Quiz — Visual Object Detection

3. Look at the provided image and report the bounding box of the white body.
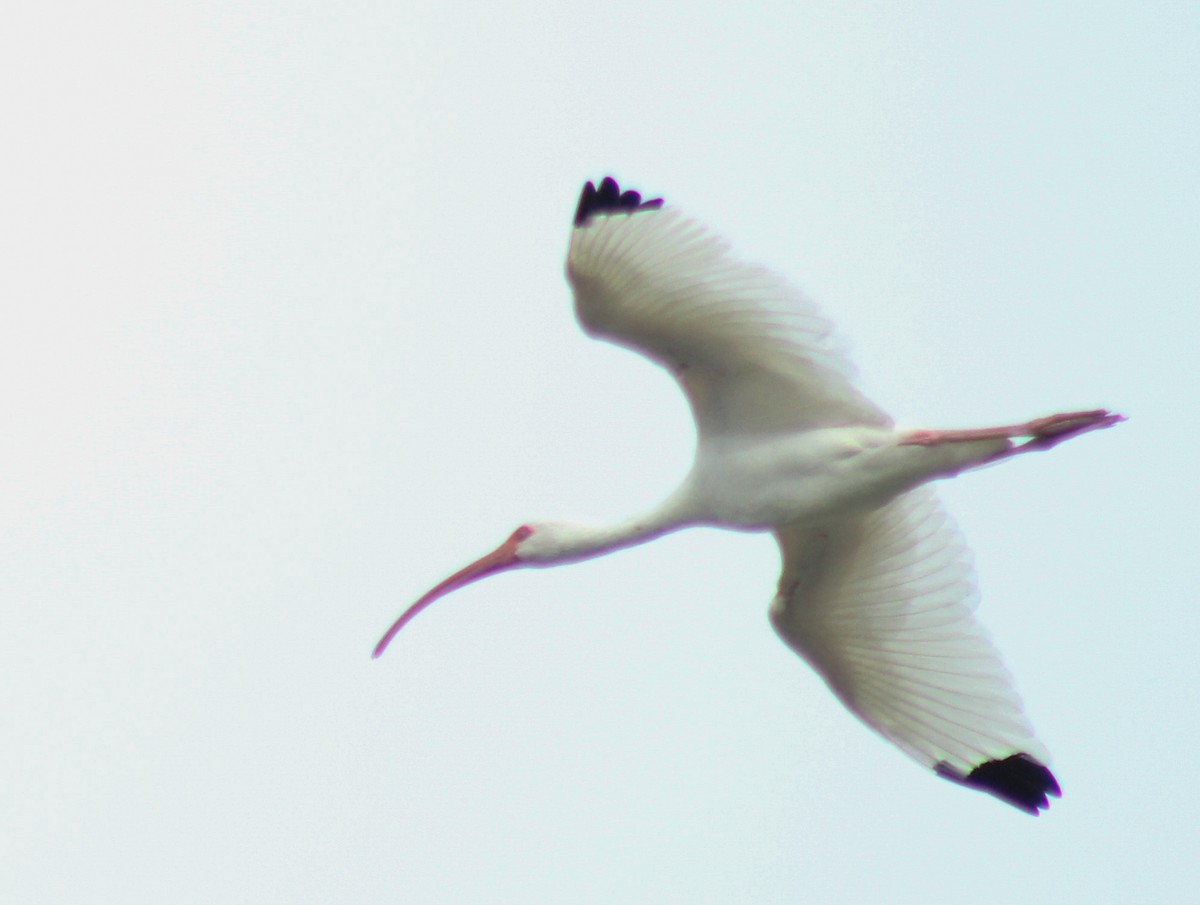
[560,194,1059,803]
[680,428,1008,529]
[377,179,1121,813]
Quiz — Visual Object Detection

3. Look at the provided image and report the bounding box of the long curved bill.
[372,537,523,659]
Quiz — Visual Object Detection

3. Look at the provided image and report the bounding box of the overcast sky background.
[4,2,1198,902]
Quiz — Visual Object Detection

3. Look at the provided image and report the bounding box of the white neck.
[525,497,695,566]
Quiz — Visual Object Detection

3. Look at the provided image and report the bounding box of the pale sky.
[4,2,1198,903]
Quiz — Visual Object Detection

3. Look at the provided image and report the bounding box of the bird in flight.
[376,176,1122,814]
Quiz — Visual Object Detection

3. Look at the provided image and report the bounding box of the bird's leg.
[900,409,1125,457]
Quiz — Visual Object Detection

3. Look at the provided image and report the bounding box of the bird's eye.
[512,525,534,542]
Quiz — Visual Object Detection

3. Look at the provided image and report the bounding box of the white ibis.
[376,177,1123,814]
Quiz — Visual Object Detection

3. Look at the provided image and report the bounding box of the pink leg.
[901,409,1125,455]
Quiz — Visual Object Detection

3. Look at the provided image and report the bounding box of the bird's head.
[371,521,593,659]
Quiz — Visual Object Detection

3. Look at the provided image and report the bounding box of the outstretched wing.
[770,487,1061,814]
[566,178,889,440]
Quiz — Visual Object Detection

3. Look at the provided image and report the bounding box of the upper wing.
[566,178,890,440]
[770,487,1061,814]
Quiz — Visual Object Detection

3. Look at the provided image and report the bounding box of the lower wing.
[770,487,1061,814]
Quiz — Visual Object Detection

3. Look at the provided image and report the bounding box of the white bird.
[376,177,1122,815]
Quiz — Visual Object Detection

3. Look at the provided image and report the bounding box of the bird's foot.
[901,409,1125,450]
[1010,409,1126,453]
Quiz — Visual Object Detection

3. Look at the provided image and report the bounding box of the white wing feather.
[770,487,1048,775]
[566,187,1059,812]
[567,207,890,438]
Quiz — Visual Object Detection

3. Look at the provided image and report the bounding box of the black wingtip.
[573,176,664,227]
[935,753,1062,815]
